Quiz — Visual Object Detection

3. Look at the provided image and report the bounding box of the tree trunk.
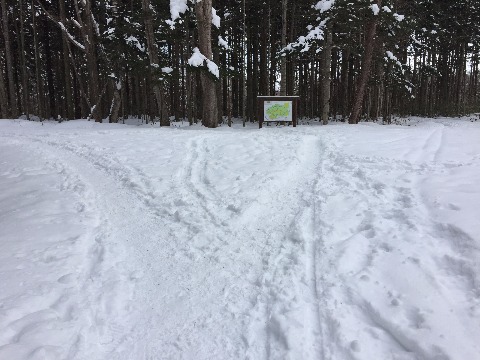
[59,0,74,119]
[321,28,333,125]
[259,6,269,96]
[195,0,218,128]
[44,20,55,118]
[0,44,8,117]
[142,0,169,126]
[349,0,381,124]
[68,0,102,121]
[279,0,288,96]
[18,0,29,120]
[227,77,232,127]
[32,0,44,119]
[1,0,18,117]
[214,45,223,124]
[241,0,246,126]
[110,80,122,123]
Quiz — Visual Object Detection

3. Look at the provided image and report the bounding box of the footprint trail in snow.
[0,117,479,360]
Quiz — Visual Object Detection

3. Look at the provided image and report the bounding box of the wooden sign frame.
[257,96,299,129]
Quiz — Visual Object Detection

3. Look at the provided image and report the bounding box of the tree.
[279,0,288,96]
[1,0,479,124]
[321,28,332,125]
[170,0,220,127]
[283,0,412,123]
[1,0,18,117]
[37,0,104,122]
[195,0,218,127]
[142,0,169,126]
[349,0,382,124]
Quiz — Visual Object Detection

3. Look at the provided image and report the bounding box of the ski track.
[1,120,479,360]
[242,132,325,360]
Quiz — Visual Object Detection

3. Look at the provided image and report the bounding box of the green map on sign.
[264,101,292,121]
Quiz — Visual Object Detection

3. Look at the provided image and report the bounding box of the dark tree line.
[0,0,479,127]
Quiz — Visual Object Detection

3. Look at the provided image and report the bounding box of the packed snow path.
[0,118,479,360]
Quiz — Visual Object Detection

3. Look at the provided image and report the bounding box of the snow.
[285,21,327,54]
[218,35,229,50]
[188,47,205,67]
[371,4,380,15]
[315,0,335,13]
[188,47,219,78]
[1,117,479,359]
[125,35,145,52]
[385,50,403,70]
[206,60,219,78]
[169,0,188,22]
[394,13,405,22]
[91,14,100,36]
[212,7,220,28]
[57,22,85,51]
[386,50,396,60]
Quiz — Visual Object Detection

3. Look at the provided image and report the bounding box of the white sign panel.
[264,101,293,122]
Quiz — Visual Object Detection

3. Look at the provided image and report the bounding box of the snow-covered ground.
[0,117,479,360]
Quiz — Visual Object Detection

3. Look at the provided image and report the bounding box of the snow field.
[0,139,109,359]
[0,117,479,359]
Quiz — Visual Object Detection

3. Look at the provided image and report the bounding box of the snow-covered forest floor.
[0,117,479,360]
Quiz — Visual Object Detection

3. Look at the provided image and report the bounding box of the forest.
[1,0,479,127]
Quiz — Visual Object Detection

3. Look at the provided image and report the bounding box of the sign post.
[257,96,299,129]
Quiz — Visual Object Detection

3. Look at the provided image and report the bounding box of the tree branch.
[35,0,85,52]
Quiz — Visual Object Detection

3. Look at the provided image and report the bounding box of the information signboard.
[264,101,293,122]
[257,96,299,128]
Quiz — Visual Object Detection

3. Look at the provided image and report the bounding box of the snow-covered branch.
[188,47,219,78]
[35,0,85,51]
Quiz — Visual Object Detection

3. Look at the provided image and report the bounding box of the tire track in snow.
[423,124,444,163]
[405,122,445,164]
